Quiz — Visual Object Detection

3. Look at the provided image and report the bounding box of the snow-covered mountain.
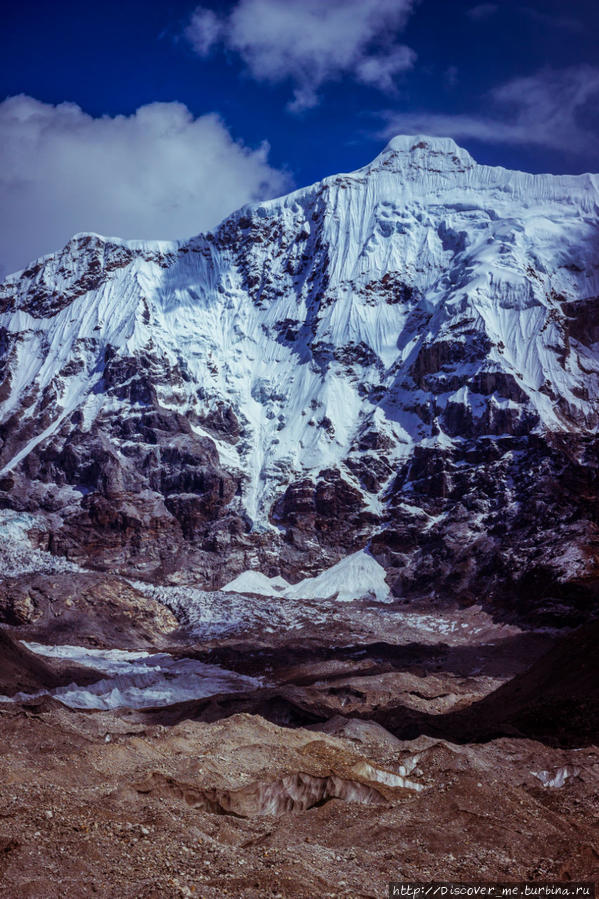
[1,135,599,620]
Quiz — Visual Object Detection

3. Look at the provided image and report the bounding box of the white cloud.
[0,95,290,277]
[379,66,599,157]
[185,7,223,55]
[185,0,417,111]
[355,46,417,93]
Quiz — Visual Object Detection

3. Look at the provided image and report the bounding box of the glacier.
[0,642,263,710]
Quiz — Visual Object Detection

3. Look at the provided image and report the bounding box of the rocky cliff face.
[1,135,599,621]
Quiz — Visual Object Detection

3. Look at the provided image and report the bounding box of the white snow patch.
[352,761,425,792]
[531,767,580,789]
[223,549,390,603]
[222,570,290,596]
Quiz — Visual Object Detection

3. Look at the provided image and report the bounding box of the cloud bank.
[185,0,417,111]
[380,66,599,157]
[0,95,289,277]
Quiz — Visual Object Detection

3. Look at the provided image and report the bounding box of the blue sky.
[0,0,597,274]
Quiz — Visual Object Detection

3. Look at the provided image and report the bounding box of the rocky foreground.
[0,575,598,898]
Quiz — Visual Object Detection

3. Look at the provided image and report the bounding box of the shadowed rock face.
[271,469,377,555]
[0,629,101,696]
[374,432,599,619]
[1,137,599,619]
[367,618,599,748]
[0,570,178,648]
[3,400,246,579]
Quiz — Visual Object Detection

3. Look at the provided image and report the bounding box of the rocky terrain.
[0,594,598,897]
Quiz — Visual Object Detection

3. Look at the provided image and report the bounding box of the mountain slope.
[1,135,599,619]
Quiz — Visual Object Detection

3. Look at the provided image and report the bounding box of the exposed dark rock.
[0,235,136,318]
[0,628,101,695]
[411,334,492,388]
[194,402,241,443]
[272,469,378,554]
[345,455,393,493]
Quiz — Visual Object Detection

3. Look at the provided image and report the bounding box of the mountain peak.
[373,133,476,170]
[1,126,599,612]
